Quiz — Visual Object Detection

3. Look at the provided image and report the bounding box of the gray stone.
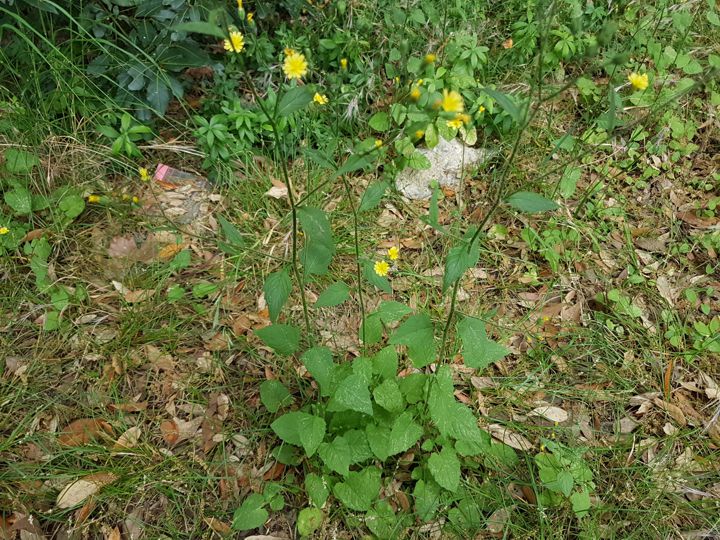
[395,138,492,200]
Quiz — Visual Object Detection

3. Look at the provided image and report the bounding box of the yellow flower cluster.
[441,89,464,113]
[313,92,329,105]
[373,246,400,277]
[628,72,649,91]
[0,226,9,235]
[224,30,245,54]
[139,166,150,181]
[283,50,308,80]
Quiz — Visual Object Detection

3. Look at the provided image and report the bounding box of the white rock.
[395,138,492,200]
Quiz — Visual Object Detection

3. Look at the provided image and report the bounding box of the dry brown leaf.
[113,426,142,451]
[677,211,720,229]
[123,508,145,540]
[265,178,288,199]
[107,402,148,413]
[108,236,138,259]
[487,424,534,451]
[245,536,289,540]
[157,243,185,262]
[528,406,568,423]
[8,513,45,540]
[144,345,174,371]
[486,506,512,535]
[204,518,232,536]
[656,276,676,305]
[653,398,687,426]
[58,419,113,447]
[74,496,96,524]
[56,472,117,509]
[105,526,121,540]
[160,420,179,446]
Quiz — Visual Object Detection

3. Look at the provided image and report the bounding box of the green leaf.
[425,123,439,149]
[264,269,292,322]
[373,379,404,413]
[428,446,461,492]
[318,435,353,475]
[255,324,301,356]
[232,493,268,531]
[305,473,330,508]
[5,187,32,215]
[360,312,383,345]
[407,150,432,170]
[369,111,390,132]
[277,86,314,117]
[365,500,397,539]
[297,507,324,537]
[345,429,373,464]
[298,207,335,275]
[366,424,392,461]
[413,479,441,521]
[5,149,40,174]
[271,411,325,457]
[328,374,373,415]
[217,214,244,251]
[506,191,559,213]
[259,380,293,413]
[333,467,382,511]
[372,346,398,380]
[570,490,591,517]
[389,314,435,368]
[302,347,335,397]
[58,194,85,219]
[335,152,375,177]
[484,88,523,123]
[389,410,423,455]
[171,21,226,39]
[192,282,217,298]
[559,166,581,199]
[457,316,509,370]
[359,180,389,212]
[146,75,170,114]
[377,301,413,323]
[443,238,480,292]
[429,367,488,444]
[315,281,350,308]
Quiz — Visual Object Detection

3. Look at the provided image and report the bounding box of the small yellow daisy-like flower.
[237,0,242,9]
[628,72,649,91]
[139,167,150,181]
[224,30,245,54]
[387,246,400,260]
[374,260,390,277]
[394,76,400,84]
[478,105,486,113]
[458,113,471,125]
[417,79,424,85]
[374,139,383,148]
[284,47,296,57]
[415,129,424,139]
[340,58,348,70]
[313,92,329,105]
[424,53,437,63]
[87,194,101,203]
[283,52,308,80]
[410,86,421,101]
[441,89,464,113]
[447,117,463,129]
[247,12,254,23]
[0,226,9,235]
[132,196,140,204]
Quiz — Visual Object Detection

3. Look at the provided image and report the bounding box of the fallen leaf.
[653,398,687,426]
[265,178,288,199]
[58,419,113,447]
[56,472,117,509]
[245,536,289,540]
[108,236,138,259]
[677,211,720,229]
[203,518,231,536]
[108,402,148,413]
[487,424,534,451]
[486,506,512,535]
[502,38,514,49]
[144,345,174,371]
[528,406,568,423]
[157,243,185,262]
[160,420,179,446]
[656,276,676,305]
[75,497,96,524]
[105,526,121,540]
[8,513,45,540]
[113,426,142,451]
[123,508,145,540]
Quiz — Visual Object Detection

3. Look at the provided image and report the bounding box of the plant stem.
[340,175,367,352]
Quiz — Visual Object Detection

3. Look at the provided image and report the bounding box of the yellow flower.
[458,113,471,125]
[139,166,150,181]
[374,139,383,148]
[224,30,245,53]
[374,260,390,277]
[417,79,424,85]
[387,246,400,260]
[87,194,101,203]
[122,194,129,200]
[628,72,649,91]
[441,89,464,113]
[340,58,348,70]
[446,117,463,129]
[313,92,329,105]
[247,12,254,23]
[478,105,486,113]
[132,196,140,204]
[394,76,400,84]
[283,52,308,80]
[424,53,437,63]
[410,86,421,101]
[284,47,296,57]
[415,129,424,139]
[237,0,242,9]
[0,226,9,235]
